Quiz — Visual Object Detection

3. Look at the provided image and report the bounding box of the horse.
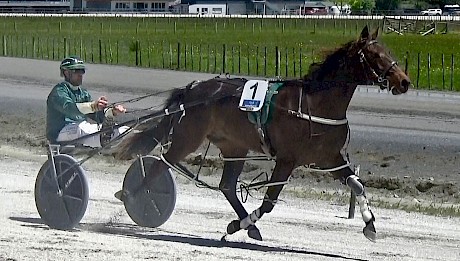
[115,26,410,242]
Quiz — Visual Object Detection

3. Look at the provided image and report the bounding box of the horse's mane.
[303,40,360,93]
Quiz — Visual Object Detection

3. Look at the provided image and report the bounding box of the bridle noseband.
[358,40,398,90]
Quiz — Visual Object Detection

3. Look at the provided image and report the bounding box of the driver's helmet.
[60,56,85,71]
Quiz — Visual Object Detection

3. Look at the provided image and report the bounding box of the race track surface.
[0,57,459,260]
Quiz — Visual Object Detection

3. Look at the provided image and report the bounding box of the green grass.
[1,16,459,91]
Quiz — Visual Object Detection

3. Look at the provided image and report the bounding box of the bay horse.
[115,26,410,242]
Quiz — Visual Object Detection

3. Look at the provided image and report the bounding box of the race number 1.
[239,80,269,112]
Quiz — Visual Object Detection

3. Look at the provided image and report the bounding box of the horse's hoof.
[226,220,240,235]
[363,221,377,242]
[247,225,263,241]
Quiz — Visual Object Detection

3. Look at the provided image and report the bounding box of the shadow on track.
[87,221,367,261]
[11,216,367,260]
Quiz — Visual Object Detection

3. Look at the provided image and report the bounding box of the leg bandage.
[240,209,261,229]
[345,174,364,196]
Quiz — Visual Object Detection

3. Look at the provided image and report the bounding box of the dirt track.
[1,145,460,261]
[1,57,460,260]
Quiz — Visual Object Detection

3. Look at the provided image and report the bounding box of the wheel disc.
[123,156,176,228]
[34,154,89,230]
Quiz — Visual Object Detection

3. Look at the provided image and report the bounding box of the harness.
[246,82,284,156]
[358,40,398,91]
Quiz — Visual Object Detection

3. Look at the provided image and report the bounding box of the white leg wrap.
[345,174,364,196]
[240,209,261,229]
[357,195,373,223]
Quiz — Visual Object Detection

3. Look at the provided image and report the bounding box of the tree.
[349,0,376,13]
[375,0,400,10]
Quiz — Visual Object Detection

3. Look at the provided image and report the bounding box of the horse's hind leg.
[333,167,377,242]
[144,113,210,184]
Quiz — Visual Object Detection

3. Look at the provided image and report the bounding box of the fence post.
[199,43,202,72]
[184,43,187,71]
[104,40,108,64]
[427,53,431,90]
[80,38,83,61]
[285,47,288,77]
[238,44,241,74]
[246,44,249,75]
[177,42,180,70]
[52,38,55,60]
[147,43,151,67]
[231,45,234,74]
[451,54,454,91]
[207,44,210,73]
[64,37,67,58]
[442,53,445,90]
[416,52,420,89]
[47,37,50,60]
[264,46,267,76]
[190,44,194,71]
[275,46,280,77]
[222,44,226,74]
[20,36,24,57]
[162,41,165,69]
[292,47,296,77]
[404,51,409,76]
[32,37,36,58]
[3,35,6,56]
[256,46,259,76]
[99,39,103,64]
[299,47,302,77]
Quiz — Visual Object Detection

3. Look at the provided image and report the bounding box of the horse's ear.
[371,27,379,39]
[359,26,370,41]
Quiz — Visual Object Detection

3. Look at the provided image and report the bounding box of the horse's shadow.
[10,216,367,261]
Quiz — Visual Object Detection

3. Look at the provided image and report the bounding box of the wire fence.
[0,34,457,91]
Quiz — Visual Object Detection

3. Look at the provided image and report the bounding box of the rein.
[108,90,172,108]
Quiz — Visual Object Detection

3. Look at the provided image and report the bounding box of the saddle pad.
[248,82,284,125]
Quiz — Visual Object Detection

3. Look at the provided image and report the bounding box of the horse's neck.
[304,73,359,120]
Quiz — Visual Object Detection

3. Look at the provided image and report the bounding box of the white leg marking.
[357,195,373,223]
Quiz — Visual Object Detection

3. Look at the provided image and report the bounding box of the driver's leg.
[56,121,101,148]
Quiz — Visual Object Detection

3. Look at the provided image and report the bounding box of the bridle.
[358,40,398,90]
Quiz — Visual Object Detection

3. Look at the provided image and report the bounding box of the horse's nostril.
[401,79,410,91]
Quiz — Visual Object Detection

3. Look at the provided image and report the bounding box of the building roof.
[302,1,335,8]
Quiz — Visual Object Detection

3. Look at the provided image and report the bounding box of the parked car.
[421,9,442,15]
[443,5,460,16]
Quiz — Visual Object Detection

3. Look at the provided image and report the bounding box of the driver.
[46,56,128,148]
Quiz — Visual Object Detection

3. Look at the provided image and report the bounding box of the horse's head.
[356,26,410,95]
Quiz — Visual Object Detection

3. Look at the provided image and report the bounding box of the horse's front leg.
[219,160,265,240]
[226,160,295,241]
[334,167,377,242]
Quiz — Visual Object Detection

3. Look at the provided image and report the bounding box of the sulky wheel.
[34,154,89,230]
[122,155,176,228]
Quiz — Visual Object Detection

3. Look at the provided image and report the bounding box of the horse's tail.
[114,87,187,160]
